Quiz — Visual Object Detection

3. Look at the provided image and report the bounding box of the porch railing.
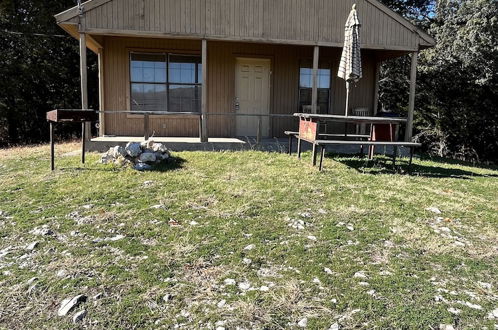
[95,110,297,144]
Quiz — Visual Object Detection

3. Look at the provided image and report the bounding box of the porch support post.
[201,39,208,142]
[405,52,418,142]
[373,60,381,115]
[311,46,320,114]
[80,32,90,141]
[98,47,105,137]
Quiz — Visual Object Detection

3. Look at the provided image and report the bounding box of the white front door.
[235,58,271,137]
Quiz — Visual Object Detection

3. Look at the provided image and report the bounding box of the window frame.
[128,51,202,115]
[297,59,333,114]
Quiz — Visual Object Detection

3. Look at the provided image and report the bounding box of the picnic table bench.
[289,113,421,171]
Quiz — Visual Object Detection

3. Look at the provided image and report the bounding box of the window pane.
[169,55,201,84]
[318,69,331,88]
[130,54,166,83]
[299,68,312,88]
[168,85,201,112]
[131,83,167,111]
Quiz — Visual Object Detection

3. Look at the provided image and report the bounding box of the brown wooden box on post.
[46,109,97,171]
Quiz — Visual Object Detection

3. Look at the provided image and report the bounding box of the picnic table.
[287,113,421,171]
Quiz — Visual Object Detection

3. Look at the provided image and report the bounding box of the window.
[298,60,331,114]
[130,53,202,112]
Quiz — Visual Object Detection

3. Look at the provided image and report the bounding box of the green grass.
[0,143,497,329]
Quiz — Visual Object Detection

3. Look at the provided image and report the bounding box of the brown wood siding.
[77,0,421,51]
[103,37,377,138]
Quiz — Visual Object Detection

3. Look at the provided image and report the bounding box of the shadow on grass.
[59,156,187,173]
[330,153,498,179]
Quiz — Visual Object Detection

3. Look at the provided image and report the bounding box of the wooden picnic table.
[289,113,420,171]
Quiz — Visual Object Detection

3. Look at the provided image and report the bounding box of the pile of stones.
[101,140,171,171]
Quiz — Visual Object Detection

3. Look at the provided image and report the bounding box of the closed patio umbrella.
[338,4,362,117]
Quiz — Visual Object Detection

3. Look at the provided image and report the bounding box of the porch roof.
[55,0,435,53]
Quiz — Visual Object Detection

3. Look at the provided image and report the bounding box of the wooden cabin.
[55,0,435,141]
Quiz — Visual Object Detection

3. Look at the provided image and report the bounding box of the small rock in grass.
[353,271,368,279]
[242,258,252,265]
[189,221,199,226]
[56,270,67,277]
[318,209,327,214]
[346,224,354,231]
[329,323,340,330]
[358,282,370,286]
[367,290,376,296]
[58,295,87,316]
[331,298,337,304]
[224,279,236,286]
[217,300,226,308]
[93,292,104,300]
[312,277,321,284]
[163,294,173,302]
[479,282,492,290]
[457,300,482,310]
[307,235,317,241]
[426,207,442,214]
[73,310,87,323]
[27,277,38,285]
[379,270,393,276]
[488,308,498,320]
[143,180,154,186]
[238,282,251,291]
[107,235,125,241]
[243,244,255,251]
[439,324,455,330]
[82,204,93,210]
[300,212,312,218]
[26,241,39,251]
[260,286,270,292]
[448,307,461,315]
[31,226,53,236]
[151,204,164,209]
[297,318,308,328]
[324,267,333,275]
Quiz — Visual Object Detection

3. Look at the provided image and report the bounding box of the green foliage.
[0,0,98,146]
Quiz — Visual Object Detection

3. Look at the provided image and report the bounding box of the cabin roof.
[55,0,435,51]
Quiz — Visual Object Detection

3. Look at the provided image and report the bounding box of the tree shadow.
[330,153,498,179]
[59,156,187,173]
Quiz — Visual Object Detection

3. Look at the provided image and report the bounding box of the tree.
[0,0,97,147]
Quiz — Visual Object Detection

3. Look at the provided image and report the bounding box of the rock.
[329,323,340,330]
[93,293,104,300]
[358,282,370,286]
[139,152,156,163]
[217,299,226,308]
[488,308,498,319]
[152,143,168,153]
[324,267,333,275]
[238,282,251,291]
[125,142,142,157]
[111,145,126,158]
[312,277,321,284]
[31,226,54,236]
[426,207,442,214]
[307,235,317,241]
[27,277,38,285]
[26,241,39,251]
[346,224,354,231]
[56,270,67,277]
[439,325,455,330]
[135,163,152,171]
[259,286,269,292]
[73,310,87,323]
[107,235,125,241]
[224,279,236,285]
[243,244,255,251]
[100,150,114,164]
[242,258,252,265]
[297,318,308,328]
[58,295,87,316]
[353,271,368,279]
[448,308,461,315]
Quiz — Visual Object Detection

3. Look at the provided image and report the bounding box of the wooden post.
[405,52,418,142]
[98,48,105,137]
[81,122,86,164]
[373,61,381,115]
[50,122,55,171]
[143,113,150,140]
[201,39,208,142]
[80,33,91,141]
[311,46,320,114]
[256,115,262,144]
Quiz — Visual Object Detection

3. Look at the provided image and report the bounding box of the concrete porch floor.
[88,136,413,157]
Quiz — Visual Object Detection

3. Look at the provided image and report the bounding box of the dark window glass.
[129,53,202,112]
[298,60,331,114]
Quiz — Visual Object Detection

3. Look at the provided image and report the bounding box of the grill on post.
[46,109,97,171]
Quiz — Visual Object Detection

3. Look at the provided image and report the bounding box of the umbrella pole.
[345,82,350,117]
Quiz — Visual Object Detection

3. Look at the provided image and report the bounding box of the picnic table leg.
[319,146,325,171]
[81,122,86,164]
[297,137,302,159]
[312,143,318,166]
[409,146,414,173]
[288,135,293,155]
[392,146,397,170]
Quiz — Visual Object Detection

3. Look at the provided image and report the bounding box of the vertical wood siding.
[81,0,420,50]
[103,37,376,137]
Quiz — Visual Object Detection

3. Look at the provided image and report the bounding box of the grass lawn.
[0,143,497,329]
